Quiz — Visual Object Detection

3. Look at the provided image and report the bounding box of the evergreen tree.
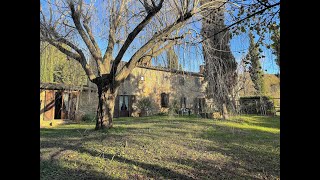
[166,47,178,69]
[270,26,280,67]
[247,32,265,95]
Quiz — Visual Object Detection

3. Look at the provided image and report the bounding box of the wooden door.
[44,90,55,120]
[54,91,63,119]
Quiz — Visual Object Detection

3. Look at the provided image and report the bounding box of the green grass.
[40,115,280,180]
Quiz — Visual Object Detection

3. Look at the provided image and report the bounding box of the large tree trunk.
[222,103,229,120]
[95,84,118,130]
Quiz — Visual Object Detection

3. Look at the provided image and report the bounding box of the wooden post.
[76,91,80,111]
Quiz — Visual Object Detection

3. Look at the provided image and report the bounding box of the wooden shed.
[40,83,82,122]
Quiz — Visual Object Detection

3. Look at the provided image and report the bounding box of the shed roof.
[40,82,96,91]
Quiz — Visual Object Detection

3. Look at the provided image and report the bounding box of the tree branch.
[82,18,106,74]
[139,40,176,65]
[102,0,127,72]
[69,1,105,74]
[110,0,165,77]
[42,38,96,81]
[256,0,270,7]
[199,2,280,43]
[161,35,185,41]
[83,19,101,56]
[115,10,194,82]
[41,18,97,81]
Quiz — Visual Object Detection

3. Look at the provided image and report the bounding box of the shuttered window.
[161,93,169,108]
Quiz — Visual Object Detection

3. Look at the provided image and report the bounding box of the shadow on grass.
[40,125,131,140]
[41,128,94,137]
[169,156,278,180]
[40,158,121,180]
[41,127,193,179]
[180,127,280,179]
[40,115,280,179]
[115,115,207,124]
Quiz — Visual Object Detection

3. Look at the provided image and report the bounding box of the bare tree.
[40,0,222,130]
[40,0,280,129]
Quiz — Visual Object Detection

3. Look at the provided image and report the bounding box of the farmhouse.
[40,63,214,124]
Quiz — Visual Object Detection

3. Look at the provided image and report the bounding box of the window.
[161,93,169,108]
[119,95,129,111]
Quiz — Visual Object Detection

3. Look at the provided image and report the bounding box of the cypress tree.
[247,32,265,95]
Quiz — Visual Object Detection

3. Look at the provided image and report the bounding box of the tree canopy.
[40,42,87,86]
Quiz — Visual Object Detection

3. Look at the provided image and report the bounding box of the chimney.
[199,65,205,74]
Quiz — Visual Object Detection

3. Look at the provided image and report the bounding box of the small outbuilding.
[40,82,96,126]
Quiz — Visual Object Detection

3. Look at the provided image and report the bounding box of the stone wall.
[77,66,213,117]
[78,89,99,116]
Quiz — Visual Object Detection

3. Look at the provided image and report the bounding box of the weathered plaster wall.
[78,90,99,115]
[78,66,211,117]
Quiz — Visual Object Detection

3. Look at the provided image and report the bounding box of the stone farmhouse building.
[40,63,213,124]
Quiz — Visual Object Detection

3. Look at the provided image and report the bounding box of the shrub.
[168,99,179,115]
[239,96,275,115]
[82,113,97,121]
[137,97,153,111]
[137,97,154,116]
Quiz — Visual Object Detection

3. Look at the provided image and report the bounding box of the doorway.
[114,95,135,118]
[119,95,129,117]
[54,91,63,119]
[44,90,55,120]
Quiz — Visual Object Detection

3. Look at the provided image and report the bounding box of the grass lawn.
[40,115,280,180]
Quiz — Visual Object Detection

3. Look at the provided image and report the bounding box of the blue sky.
[118,15,279,75]
[41,0,279,75]
[108,26,280,75]
[230,33,279,74]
